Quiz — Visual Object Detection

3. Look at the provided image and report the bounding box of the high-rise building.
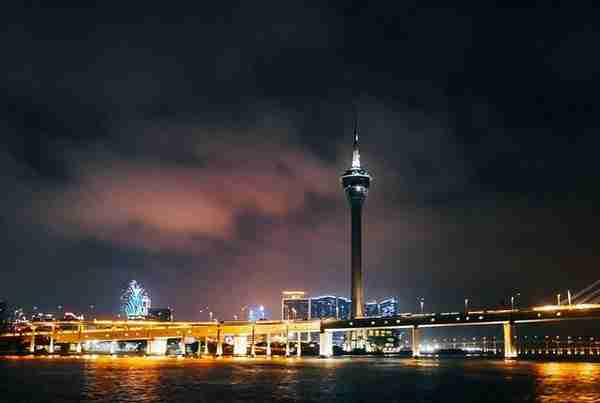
[281,292,355,320]
[379,297,399,317]
[120,280,151,320]
[310,296,338,319]
[337,297,351,320]
[340,118,372,318]
[282,291,310,320]
[365,300,379,317]
[147,307,173,322]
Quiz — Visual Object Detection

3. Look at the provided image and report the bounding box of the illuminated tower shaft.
[341,124,371,319]
[350,197,364,318]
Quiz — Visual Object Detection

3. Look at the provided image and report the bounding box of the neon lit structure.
[120,280,151,320]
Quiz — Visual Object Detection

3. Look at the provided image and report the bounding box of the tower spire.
[351,109,361,168]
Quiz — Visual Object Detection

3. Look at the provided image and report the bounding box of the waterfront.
[1,357,600,402]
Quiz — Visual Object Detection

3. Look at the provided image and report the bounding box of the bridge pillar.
[76,324,83,354]
[233,335,248,356]
[47,325,55,354]
[109,341,117,355]
[503,322,517,358]
[296,332,302,357]
[29,327,36,353]
[250,327,256,357]
[179,339,186,356]
[266,333,272,357]
[411,326,421,357]
[203,336,209,356]
[216,328,223,357]
[285,328,290,357]
[147,339,167,355]
[319,332,333,358]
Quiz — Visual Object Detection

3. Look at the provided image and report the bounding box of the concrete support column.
[29,327,36,353]
[503,322,518,358]
[49,326,55,354]
[266,333,272,357]
[147,339,167,355]
[319,332,333,357]
[296,331,302,357]
[411,326,421,357]
[109,341,117,355]
[250,326,256,357]
[285,328,290,357]
[76,324,83,354]
[146,340,151,355]
[233,335,248,356]
[216,327,223,357]
[203,336,209,355]
[179,339,186,356]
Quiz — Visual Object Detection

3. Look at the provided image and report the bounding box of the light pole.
[510,293,520,311]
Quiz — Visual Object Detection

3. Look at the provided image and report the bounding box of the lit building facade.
[337,297,351,320]
[282,291,310,320]
[310,296,337,319]
[365,301,379,317]
[379,297,399,317]
[281,292,354,320]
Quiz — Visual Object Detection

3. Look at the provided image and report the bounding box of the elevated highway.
[3,304,600,358]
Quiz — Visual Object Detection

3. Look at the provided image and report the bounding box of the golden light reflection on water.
[535,361,600,402]
[2,356,600,402]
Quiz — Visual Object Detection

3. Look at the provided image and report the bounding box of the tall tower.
[340,118,372,319]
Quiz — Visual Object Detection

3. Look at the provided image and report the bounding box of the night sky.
[2,3,599,320]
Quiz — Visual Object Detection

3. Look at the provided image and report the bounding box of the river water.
[1,356,599,402]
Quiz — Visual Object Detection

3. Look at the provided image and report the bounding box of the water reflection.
[2,356,600,402]
[535,362,600,402]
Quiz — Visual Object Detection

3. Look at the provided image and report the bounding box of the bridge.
[3,303,600,358]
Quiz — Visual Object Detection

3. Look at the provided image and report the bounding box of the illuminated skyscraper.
[340,118,372,318]
[379,297,399,317]
[120,280,151,320]
[310,296,338,319]
[364,300,379,317]
[281,291,310,320]
[337,297,351,320]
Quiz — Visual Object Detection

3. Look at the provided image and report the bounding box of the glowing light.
[532,303,600,311]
